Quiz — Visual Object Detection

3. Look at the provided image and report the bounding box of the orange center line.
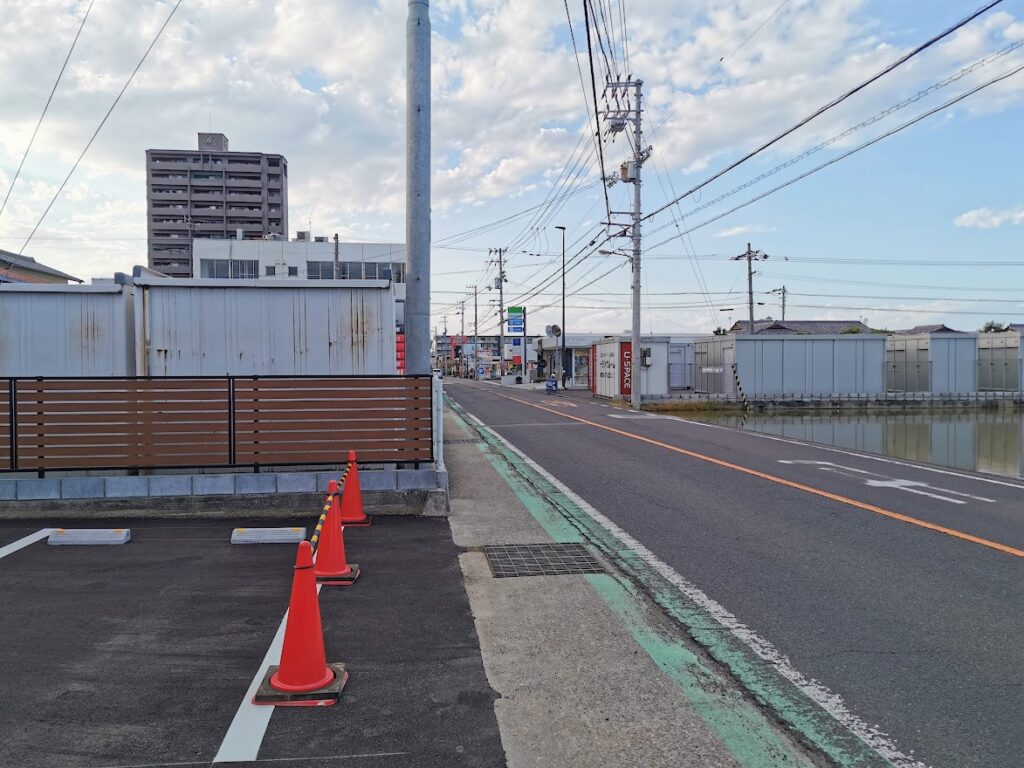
[491,392,1024,560]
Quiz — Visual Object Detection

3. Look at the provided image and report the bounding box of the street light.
[555,225,566,388]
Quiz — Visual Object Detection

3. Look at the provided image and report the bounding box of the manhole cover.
[483,543,605,578]
[443,438,479,445]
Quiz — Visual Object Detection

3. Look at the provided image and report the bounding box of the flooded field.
[690,410,1024,480]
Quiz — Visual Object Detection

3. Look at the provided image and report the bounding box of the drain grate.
[483,543,605,578]
[443,438,480,445]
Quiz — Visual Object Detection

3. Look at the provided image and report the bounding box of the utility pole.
[770,285,787,321]
[468,284,479,377]
[333,233,340,279]
[555,225,566,387]
[603,79,651,409]
[405,0,431,374]
[490,247,506,376]
[731,243,770,333]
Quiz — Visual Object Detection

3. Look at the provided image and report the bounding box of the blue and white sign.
[477,366,484,376]
[512,338,522,347]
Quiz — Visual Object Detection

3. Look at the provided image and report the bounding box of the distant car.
[432,368,444,379]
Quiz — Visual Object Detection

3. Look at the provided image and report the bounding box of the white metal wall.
[735,335,886,396]
[136,278,396,376]
[929,334,978,393]
[595,340,619,398]
[0,283,134,376]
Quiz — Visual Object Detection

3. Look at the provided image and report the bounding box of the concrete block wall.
[0,468,446,502]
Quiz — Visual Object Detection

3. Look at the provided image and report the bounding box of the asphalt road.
[447,380,1024,768]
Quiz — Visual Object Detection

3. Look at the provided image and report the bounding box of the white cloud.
[712,224,775,238]
[0,0,1021,308]
[954,205,1024,229]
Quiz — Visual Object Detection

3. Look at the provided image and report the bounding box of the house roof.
[894,324,964,335]
[730,319,875,335]
[0,249,82,283]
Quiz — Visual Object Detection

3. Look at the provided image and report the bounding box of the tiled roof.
[0,249,82,283]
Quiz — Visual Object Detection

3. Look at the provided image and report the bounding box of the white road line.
[668,416,1024,491]
[779,460,997,504]
[213,582,324,763]
[0,528,52,560]
[462,406,927,768]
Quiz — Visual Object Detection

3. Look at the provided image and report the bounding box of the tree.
[712,327,728,336]
[840,326,862,334]
[980,321,1008,333]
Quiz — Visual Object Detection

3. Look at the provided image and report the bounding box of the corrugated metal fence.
[1,375,432,474]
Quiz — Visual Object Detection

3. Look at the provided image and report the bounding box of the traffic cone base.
[253,662,348,707]
[316,563,360,586]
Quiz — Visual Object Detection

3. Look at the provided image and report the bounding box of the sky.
[1,0,1023,336]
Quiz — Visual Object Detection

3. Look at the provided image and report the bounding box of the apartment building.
[146,133,288,277]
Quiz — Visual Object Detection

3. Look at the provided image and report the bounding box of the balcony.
[190,176,225,187]
[150,190,189,201]
[149,220,190,230]
[226,178,262,189]
[191,191,226,202]
[226,162,262,172]
[193,222,227,232]
[148,158,189,170]
[226,193,262,204]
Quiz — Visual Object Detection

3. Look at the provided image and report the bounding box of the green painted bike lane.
[448,395,896,768]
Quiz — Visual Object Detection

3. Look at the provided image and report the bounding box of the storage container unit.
[592,336,669,399]
[133,276,396,376]
[735,334,886,396]
[668,336,700,390]
[693,336,735,394]
[0,281,135,376]
[887,333,978,393]
[977,331,1022,391]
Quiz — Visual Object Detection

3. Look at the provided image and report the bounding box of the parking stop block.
[48,528,131,546]
[231,527,306,545]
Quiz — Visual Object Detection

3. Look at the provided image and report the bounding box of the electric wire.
[17,0,186,256]
[641,0,1006,225]
[0,0,94,223]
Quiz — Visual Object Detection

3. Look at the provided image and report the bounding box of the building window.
[200,259,259,279]
[363,262,378,279]
[266,266,276,276]
[288,266,298,276]
[307,261,337,279]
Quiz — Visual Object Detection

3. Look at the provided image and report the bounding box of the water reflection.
[691,410,1024,479]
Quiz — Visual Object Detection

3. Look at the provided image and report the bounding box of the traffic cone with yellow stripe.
[338,450,371,527]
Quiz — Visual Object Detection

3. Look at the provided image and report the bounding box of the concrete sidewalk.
[444,406,816,768]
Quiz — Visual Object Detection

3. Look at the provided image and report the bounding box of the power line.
[641,0,1006,225]
[17,0,186,256]
[0,0,94,222]
[583,0,612,220]
[643,38,1024,243]
[644,59,1024,250]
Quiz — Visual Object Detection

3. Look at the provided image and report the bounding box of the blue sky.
[1,0,1022,334]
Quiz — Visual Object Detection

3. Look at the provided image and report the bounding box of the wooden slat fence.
[1,376,433,473]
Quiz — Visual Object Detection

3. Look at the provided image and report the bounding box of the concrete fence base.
[0,468,449,519]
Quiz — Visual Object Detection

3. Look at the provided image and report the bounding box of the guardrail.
[0,375,433,474]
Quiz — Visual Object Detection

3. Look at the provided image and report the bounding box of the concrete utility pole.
[770,285,787,321]
[490,247,506,375]
[333,233,340,279]
[405,0,431,374]
[555,225,566,387]
[468,284,479,376]
[603,79,651,410]
[731,243,770,333]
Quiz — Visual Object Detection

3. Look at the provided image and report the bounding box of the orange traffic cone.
[338,450,371,527]
[315,489,360,586]
[253,541,348,706]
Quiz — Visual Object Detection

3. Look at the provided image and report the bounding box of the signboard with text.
[620,342,632,397]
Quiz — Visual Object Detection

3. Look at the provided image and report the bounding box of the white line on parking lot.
[213,582,324,763]
[0,529,52,560]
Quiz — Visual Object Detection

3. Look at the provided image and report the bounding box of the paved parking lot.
[0,516,504,768]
